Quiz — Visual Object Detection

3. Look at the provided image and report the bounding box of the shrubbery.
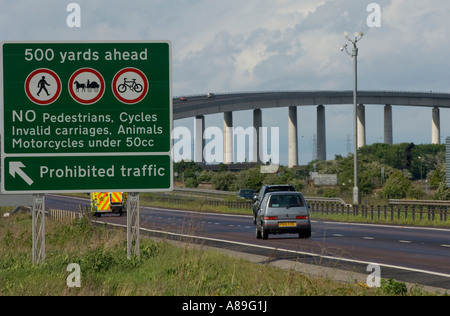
[173,143,448,201]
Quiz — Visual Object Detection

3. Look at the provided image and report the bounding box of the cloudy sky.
[1,0,450,165]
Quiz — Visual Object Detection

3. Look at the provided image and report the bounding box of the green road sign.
[1,41,172,193]
[4,155,171,193]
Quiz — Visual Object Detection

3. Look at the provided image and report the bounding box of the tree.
[381,170,412,199]
[234,167,264,191]
[433,182,450,201]
[211,172,236,191]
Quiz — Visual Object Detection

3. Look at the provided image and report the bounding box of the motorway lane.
[45,195,450,289]
[127,208,450,273]
[46,194,90,211]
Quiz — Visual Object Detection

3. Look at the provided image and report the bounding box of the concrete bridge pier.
[194,115,205,163]
[384,105,393,145]
[432,107,440,145]
[224,111,233,164]
[253,109,262,163]
[288,106,298,168]
[317,105,326,161]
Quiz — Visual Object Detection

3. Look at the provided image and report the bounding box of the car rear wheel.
[256,226,262,239]
[262,226,268,240]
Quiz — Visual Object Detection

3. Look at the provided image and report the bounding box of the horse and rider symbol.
[73,79,101,93]
[68,68,105,105]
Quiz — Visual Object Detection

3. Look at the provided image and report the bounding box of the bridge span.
[173,90,450,167]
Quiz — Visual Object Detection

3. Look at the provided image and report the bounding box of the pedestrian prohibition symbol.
[25,68,62,105]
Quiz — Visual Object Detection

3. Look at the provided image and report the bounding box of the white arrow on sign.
[9,161,34,186]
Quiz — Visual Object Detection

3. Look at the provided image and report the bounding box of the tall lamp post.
[341,31,364,205]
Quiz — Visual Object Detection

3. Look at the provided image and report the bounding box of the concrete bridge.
[173,90,450,167]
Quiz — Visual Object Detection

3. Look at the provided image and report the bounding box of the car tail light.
[264,216,278,220]
[296,216,309,220]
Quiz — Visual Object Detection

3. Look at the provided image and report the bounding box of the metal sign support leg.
[127,192,140,259]
[32,194,45,264]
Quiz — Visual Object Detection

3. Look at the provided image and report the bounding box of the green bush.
[433,182,450,200]
[211,172,237,191]
[380,278,408,296]
[381,171,413,199]
[184,177,198,188]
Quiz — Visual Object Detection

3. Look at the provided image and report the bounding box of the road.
[46,194,450,290]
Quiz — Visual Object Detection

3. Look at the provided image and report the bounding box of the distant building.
[309,172,338,186]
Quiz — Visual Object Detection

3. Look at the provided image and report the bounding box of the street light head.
[344,31,349,37]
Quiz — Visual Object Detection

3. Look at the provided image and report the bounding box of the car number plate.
[278,222,296,227]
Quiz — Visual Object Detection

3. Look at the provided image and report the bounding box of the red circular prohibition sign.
[68,68,105,105]
[112,67,149,104]
[25,68,62,105]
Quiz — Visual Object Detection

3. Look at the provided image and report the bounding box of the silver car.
[256,192,311,239]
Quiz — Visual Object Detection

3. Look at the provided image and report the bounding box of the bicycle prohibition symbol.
[117,78,143,93]
[112,67,149,105]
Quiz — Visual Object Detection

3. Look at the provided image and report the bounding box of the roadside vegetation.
[175,143,449,204]
[0,210,440,296]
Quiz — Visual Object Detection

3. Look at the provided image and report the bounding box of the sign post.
[1,41,172,262]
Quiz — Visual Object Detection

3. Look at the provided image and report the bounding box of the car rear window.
[269,195,304,208]
[267,186,295,193]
